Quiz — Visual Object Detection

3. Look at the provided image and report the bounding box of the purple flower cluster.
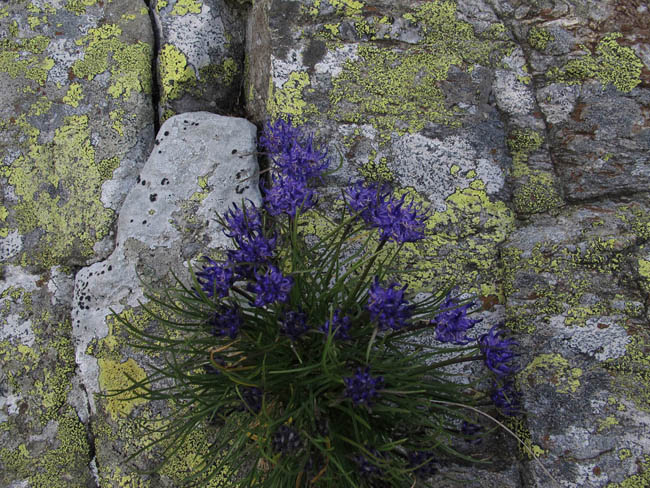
[345,180,428,244]
[320,309,351,341]
[196,257,234,298]
[490,380,521,417]
[479,326,519,377]
[260,118,329,218]
[210,305,242,339]
[248,265,293,307]
[366,278,414,331]
[344,367,384,406]
[431,295,482,345]
[280,310,310,341]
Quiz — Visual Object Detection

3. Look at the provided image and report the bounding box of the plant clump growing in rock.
[111,119,522,487]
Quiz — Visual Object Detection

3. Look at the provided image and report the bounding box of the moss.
[267,71,317,124]
[513,171,562,215]
[159,43,196,103]
[98,357,148,419]
[1,114,114,267]
[528,26,553,51]
[72,24,152,99]
[547,33,642,92]
[328,2,513,142]
[521,353,582,394]
[171,0,202,15]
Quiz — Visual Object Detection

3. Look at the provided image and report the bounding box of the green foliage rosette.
[112,119,520,487]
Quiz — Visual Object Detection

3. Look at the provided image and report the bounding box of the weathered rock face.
[152,0,248,123]
[1,0,650,486]
[71,112,260,486]
[0,0,155,271]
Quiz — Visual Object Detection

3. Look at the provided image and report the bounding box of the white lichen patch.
[391,133,505,212]
[272,47,307,87]
[493,69,536,115]
[0,266,40,347]
[47,38,89,86]
[314,43,359,79]
[0,230,23,261]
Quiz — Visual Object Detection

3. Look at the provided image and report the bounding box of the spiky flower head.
[210,304,242,339]
[479,326,519,377]
[366,278,414,331]
[248,265,293,307]
[431,295,481,345]
[196,257,234,298]
[263,173,317,218]
[280,310,310,341]
[320,309,352,341]
[344,367,384,406]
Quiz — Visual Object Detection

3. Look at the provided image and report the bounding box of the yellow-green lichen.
[513,171,563,215]
[267,71,317,124]
[98,357,148,419]
[198,57,239,87]
[157,0,169,11]
[0,205,8,238]
[330,0,363,17]
[607,456,650,488]
[0,34,54,86]
[62,83,83,107]
[97,156,120,181]
[65,0,98,15]
[618,448,632,461]
[329,1,513,142]
[27,96,52,116]
[110,109,125,136]
[159,43,196,103]
[171,0,202,15]
[1,114,115,267]
[547,33,643,92]
[638,258,650,293]
[359,151,394,182]
[605,335,650,413]
[508,128,543,173]
[522,354,582,393]
[528,26,553,51]
[72,24,152,100]
[597,416,620,433]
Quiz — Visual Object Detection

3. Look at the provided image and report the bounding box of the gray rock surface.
[70,112,260,485]
[152,0,248,123]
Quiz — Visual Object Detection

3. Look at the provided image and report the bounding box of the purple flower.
[491,380,521,416]
[263,174,317,217]
[345,180,389,222]
[223,202,263,240]
[280,310,310,341]
[407,451,437,478]
[320,309,351,341]
[196,257,234,298]
[210,305,242,339]
[271,425,303,455]
[260,118,329,181]
[479,326,519,377]
[248,266,293,306]
[431,295,481,345]
[344,367,384,406]
[366,278,414,331]
[227,233,277,274]
[240,386,263,414]
[371,194,428,244]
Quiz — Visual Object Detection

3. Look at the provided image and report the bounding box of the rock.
[0,0,155,271]
[71,112,260,485]
[152,0,248,123]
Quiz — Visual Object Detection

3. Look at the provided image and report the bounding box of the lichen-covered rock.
[503,197,650,487]
[152,0,247,123]
[71,112,260,486]
[0,265,93,487]
[0,0,155,271]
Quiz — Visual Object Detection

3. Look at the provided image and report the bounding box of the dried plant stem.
[429,400,562,488]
